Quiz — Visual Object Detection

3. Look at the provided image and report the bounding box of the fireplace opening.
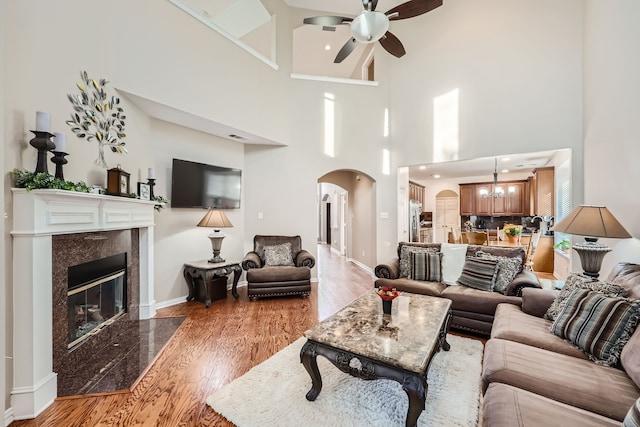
[67,253,127,350]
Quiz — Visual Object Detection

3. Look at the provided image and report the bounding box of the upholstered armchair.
[241,235,315,300]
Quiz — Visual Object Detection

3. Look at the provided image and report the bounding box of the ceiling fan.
[303,0,443,63]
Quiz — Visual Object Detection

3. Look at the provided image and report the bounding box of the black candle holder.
[29,130,55,174]
[147,178,156,200]
[51,151,69,180]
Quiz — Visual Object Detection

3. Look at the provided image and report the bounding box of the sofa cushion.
[491,303,588,359]
[550,289,640,366]
[622,325,640,390]
[375,277,446,297]
[483,383,620,427]
[476,251,523,294]
[457,257,499,291]
[399,245,438,278]
[544,273,627,321]
[409,251,442,282]
[482,338,640,421]
[625,397,640,427]
[443,285,521,315]
[607,262,640,300]
[440,243,468,285]
[246,266,310,283]
[263,242,295,266]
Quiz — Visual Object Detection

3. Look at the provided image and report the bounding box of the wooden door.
[435,197,459,243]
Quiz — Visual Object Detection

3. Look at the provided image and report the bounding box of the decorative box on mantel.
[10,189,158,420]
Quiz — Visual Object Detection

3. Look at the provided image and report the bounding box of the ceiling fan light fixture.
[350,11,389,43]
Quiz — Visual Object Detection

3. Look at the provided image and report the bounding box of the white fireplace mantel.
[10,189,158,420]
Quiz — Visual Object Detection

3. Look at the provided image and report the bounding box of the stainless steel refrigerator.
[409,200,422,242]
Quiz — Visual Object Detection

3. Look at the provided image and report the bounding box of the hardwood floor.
[11,244,375,427]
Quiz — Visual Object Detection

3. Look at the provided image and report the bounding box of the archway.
[317,170,376,270]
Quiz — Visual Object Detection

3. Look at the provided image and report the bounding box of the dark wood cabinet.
[409,181,425,206]
[459,180,528,216]
[459,185,475,215]
[532,167,554,216]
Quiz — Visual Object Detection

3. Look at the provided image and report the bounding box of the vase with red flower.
[376,286,402,315]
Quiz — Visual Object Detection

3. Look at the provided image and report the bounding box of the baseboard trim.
[5,407,14,427]
[347,258,375,277]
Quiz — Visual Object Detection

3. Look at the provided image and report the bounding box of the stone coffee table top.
[303,291,451,373]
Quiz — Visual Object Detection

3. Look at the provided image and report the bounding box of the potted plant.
[554,239,571,253]
[505,226,522,244]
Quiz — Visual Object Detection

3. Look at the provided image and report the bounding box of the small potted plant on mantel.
[505,226,522,244]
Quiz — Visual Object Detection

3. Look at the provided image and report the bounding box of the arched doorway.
[317,170,376,270]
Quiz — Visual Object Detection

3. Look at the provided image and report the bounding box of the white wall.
[0,0,6,422]
[390,0,584,199]
[583,0,640,273]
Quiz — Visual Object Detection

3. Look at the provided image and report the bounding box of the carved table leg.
[300,341,323,401]
[403,374,427,427]
[183,269,196,302]
[231,264,241,299]
[440,310,452,351]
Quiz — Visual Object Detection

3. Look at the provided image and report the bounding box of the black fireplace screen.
[67,253,127,349]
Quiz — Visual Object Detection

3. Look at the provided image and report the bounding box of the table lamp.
[197,209,233,263]
[552,205,631,278]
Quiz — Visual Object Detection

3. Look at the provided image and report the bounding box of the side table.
[183,260,241,307]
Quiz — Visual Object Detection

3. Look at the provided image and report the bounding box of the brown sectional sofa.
[374,242,541,335]
[482,262,640,425]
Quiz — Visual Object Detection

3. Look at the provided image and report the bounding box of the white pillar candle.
[35,111,51,132]
[148,168,155,179]
[53,132,66,153]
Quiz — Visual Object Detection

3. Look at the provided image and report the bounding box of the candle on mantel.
[54,132,67,153]
[35,111,51,132]
[148,167,155,179]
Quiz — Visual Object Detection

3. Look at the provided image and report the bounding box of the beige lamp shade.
[197,209,233,263]
[197,209,233,229]
[552,205,630,238]
[552,205,631,278]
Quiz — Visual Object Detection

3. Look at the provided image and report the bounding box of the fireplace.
[67,253,127,349]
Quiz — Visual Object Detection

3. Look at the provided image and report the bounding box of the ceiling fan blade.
[334,38,358,63]
[362,0,378,11]
[303,16,352,26]
[386,0,443,21]
[378,31,406,58]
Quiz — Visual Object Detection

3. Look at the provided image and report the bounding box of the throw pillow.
[544,273,627,321]
[624,397,640,427]
[409,252,442,282]
[399,245,438,278]
[263,243,294,266]
[476,251,523,295]
[550,289,640,367]
[456,257,499,291]
[440,243,469,285]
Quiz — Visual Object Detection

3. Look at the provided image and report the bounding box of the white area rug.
[207,334,483,427]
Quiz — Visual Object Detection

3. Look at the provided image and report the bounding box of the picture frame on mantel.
[138,182,151,200]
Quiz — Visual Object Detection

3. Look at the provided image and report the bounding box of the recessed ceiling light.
[324,44,331,51]
[432,174,441,179]
[419,165,427,170]
[501,169,509,173]
[502,157,511,161]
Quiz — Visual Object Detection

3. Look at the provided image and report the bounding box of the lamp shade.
[552,205,631,238]
[197,209,233,229]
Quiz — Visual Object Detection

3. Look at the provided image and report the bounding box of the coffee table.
[300,291,452,427]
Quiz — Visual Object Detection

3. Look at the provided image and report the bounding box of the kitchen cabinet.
[459,180,528,216]
[459,184,475,215]
[532,167,554,216]
[533,236,554,273]
[409,181,425,206]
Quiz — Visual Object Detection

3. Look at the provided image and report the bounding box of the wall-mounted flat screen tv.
[171,158,241,209]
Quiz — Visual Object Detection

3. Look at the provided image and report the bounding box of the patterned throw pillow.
[624,397,640,427]
[550,289,640,367]
[544,273,628,321]
[476,251,523,295]
[399,245,438,278]
[456,257,499,291]
[409,252,442,282]
[263,243,294,266]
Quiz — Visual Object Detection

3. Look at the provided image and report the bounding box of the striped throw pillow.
[550,288,640,367]
[456,257,499,291]
[410,252,442,282]
[624,397,640,427]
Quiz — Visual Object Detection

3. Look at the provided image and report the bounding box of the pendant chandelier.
[479,158,512,199]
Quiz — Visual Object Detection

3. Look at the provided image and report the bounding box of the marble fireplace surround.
[11,189,158,420]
